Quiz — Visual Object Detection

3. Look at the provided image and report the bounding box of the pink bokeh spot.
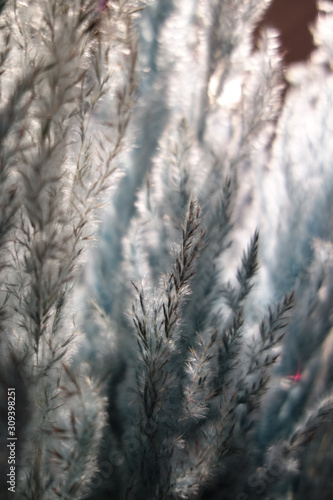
[286,360,303,383]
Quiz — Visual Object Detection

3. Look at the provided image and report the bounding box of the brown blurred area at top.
[255,0,329,65]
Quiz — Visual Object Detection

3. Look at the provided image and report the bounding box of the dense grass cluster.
[1,1,333,499]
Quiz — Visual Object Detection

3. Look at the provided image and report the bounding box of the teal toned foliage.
[1,1,333,500]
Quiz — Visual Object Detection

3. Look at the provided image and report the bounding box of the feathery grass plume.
[194,231,260,404]
[127,199,205,499]
[233,291,295,414]
[170,292,294,500]
[79,1,333,499]
[256,239,333,500]
[0,0,142,498]
[252,5,333,497]
[258,397,333,499]
[0,12,41,495]
[1,0,331,499]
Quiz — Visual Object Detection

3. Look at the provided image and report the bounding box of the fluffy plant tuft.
[1,1,333,500]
